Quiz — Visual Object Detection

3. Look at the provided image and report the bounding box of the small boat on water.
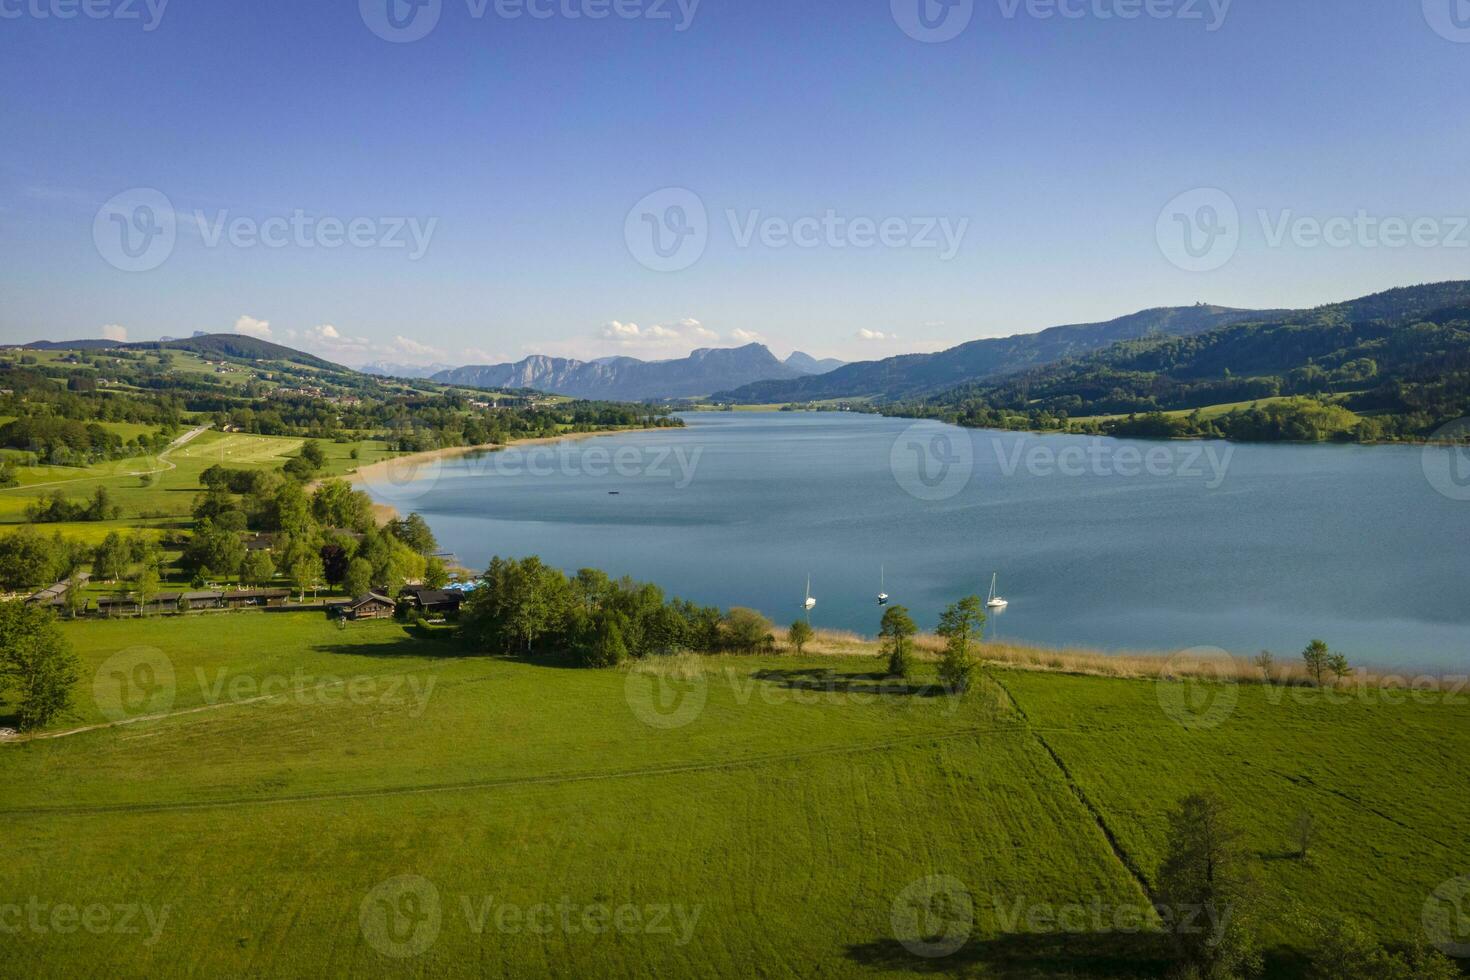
[877,563,889,606]
[804,575,816,611]
[986,572,1008,610]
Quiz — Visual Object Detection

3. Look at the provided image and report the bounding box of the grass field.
[2,616,1464,977]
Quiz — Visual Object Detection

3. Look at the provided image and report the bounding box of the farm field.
[2,617,1465,977]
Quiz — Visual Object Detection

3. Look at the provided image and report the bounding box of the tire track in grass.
[0,725,1044,818]
[3,662,500,744]
[1256,765,1461,854]
[987,671,1158,903]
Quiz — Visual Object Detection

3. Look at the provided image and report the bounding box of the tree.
[1296,911,1460,980]
[879,605,918,679]
[787,619,814,654]
[936,595,985,694]
[133,567,160,617]
[0,526,59,591]
[312,479,375,531]
[186,522,246,584]
[290,555,325,602]
[268,480,316,537]
[319,542,350,586]
[423,556,449,590]
[1326,652,1353,683]
[299,439,327,469]
[461,556,574,655]
[1301,639,1331,686]
[1252,651,1276,684]
[87,485,121,520]
[586,613,629,667]
[721,607,772,653]
[343,558,374,598]
[241,550,275,589]
[0,603,81,730]
[62,570,87,619]
[1155,792,1262,978]
[388,513,438,556]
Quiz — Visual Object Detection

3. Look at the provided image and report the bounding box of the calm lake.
[367,411,1470,671]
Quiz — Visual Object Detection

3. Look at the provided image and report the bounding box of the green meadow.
[0,429,394,546]
[2,616,1465,977]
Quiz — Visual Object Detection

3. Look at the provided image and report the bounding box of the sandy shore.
[345,425,677,523]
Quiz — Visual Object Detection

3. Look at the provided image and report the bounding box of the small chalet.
[344,593,395,620]
[400,587,465,616]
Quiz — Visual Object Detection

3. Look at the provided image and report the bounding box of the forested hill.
[889,281,1470,443]
[715,304,1281,403]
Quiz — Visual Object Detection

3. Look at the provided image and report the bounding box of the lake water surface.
[369,412,1470,671]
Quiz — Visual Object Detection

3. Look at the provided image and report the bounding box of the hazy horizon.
[4,1,1468,366]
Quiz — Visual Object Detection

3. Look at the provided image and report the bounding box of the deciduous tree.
[879,606,918,679]
[936,595,984,694]
[0,603,80,730]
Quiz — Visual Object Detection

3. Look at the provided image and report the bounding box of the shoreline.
[785,629,1468,689]
[345,425,678,523]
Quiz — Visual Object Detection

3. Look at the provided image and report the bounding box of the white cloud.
[730,328,765,344]
[597,318,718,353]
[600,321,643,342]
[390,335,443,358]
[234,315,272,339]
[100,324,128,342]
[856,328,895,341]
[275,323,451,367]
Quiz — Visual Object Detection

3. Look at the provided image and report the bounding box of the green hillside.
[892,282,1470,442]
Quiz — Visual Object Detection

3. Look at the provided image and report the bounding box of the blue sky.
[2,0,1468,366]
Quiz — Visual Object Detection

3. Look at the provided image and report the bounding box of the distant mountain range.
[431,345,846,401]
[714,305,1289,403]
[358,361,458,380]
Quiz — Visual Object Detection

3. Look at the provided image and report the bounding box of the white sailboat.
[877,563,889,606]
[804,574,817,611]
[986,572,1008,610]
